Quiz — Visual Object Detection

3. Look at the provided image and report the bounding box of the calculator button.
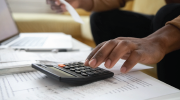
[70,68,75,71]
[75,67,81,70]
[73,62,79,65]
[91,69,97,71]
[78,64,84,66]
[75,70,81,74]
[79,67,85,70]
[69,65,75,68]
[92,71,98,74]
[80,70,86,73]
[86,72,94,76]
[84,66,91,69]
[63,66,70,69]
[45,65,54,67]
[64,63,69,66]
[74,65,79,67]
[81,73,88,76]
[85,69,91,72]
[58,64,66,67]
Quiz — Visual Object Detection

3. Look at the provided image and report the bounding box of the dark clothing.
[90,4,180,89]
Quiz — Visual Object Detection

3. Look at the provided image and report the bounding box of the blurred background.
[6,0,166,48]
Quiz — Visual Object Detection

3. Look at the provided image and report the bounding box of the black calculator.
[32,62,114,84]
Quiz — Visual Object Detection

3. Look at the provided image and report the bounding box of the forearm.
[78,0,93,11]
[79,0,129,12]
[145,24,180,54]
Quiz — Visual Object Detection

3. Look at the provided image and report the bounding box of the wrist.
[144,33,167,55]
[145,24,180,54]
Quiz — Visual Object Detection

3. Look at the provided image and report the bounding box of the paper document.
[1,71,179,100]
[99,59,153,74]
[60,0,84,24]
[0,50,153,75]
[0,60,36,75]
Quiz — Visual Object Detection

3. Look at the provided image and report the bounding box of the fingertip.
[120,66,127,73]
[89,59,96,68]
[84,59,89,66]
[104,59,111,69]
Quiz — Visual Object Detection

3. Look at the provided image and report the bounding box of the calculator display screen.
[46,67,74,77]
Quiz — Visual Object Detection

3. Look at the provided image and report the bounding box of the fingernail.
[120,67,126,73]
[84,59,89,65]
[89,59,96,67]
[105,59,111,69]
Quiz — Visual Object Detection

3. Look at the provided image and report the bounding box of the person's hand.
[46,0,93,13]
[84,37,166,73]
[46,0,81,13]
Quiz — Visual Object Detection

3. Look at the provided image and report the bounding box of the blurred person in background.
[47,0,180,89]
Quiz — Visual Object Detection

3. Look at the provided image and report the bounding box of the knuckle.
[106,39,117,45]
[120,40,129,46]
[97,42,105,48]
[115,37,123,40]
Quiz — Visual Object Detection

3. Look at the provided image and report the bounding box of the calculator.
[32,62,114,84]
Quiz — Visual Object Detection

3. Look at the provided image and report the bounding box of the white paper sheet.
[99,59,153,74]
[0,71,126,100]
[92,72,180,100]
[60,0,84,24]
[1,71,179,100]
[0,50,41,62]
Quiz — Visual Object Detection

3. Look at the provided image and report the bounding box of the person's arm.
[84,18,180,73]
[160,16,180,53]
[91,0,130,12]
[48,0,129,12]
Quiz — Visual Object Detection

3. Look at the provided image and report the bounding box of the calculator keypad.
[60,62,112,77]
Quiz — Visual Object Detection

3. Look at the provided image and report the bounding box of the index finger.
[84,42,105,66]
